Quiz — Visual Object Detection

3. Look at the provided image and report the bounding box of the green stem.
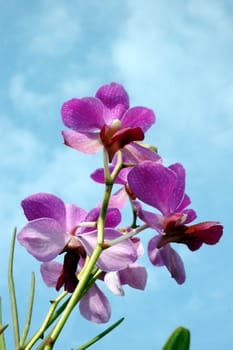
[130,198,138,228]
[0,324,8,335]
[108,224,149,247]
[97,182,113,244]
[110,151,123,181]
[76,317,124,350]
[0,297,7,350]
[97,150,123,244]
[24,291,68,350]
[8,227,20,349]
[20,272,35,347]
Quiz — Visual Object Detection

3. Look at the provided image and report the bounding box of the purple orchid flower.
[18,193,138,293]
[61,82,156,162]
[40,237,147,323]
[127,161,223,284]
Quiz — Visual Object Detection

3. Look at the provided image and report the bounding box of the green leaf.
[77,317,125,350]
[0,324,8,335]
[8,228,20,348]
[162,326,190,350]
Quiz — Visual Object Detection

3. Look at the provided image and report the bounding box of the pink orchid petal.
[160,245,186,284]
[21,193,66,229]
[103,104,128,123]
[119,263,147,290]
[81,208,121,233]
[65,204,87,233]
[91,166,130,185]
[148,235,164,266]
[176,194,191,212]
[107,188,128,209]
[128,162,177,215]
[62,130,101,153]
[40,261,62,287]
[61,97,104,131]
[138,207,164,232]
[78,229,137,272]
[148,237,186,284]
[95,82,129,118]
[90,166,114,183]
[17,218,68,262]
[104,208,122,228]
[104,271,124,296]
[79,283,111,323]
[131,237,144,258]
[182,209,197,224]
[168,163,186,211]
[123,142,162,164]
[121,106,155,132]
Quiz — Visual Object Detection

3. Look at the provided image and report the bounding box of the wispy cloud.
[112,0,233,147]
[9,74,53,115]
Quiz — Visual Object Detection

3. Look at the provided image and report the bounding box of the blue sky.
[0,0,232,349]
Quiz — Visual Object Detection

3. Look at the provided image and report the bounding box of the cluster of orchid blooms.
[17,82,223,325]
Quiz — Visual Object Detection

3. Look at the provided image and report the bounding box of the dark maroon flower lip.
[56,251,80,293]
[100,125,144,162]
[157,221,223,251]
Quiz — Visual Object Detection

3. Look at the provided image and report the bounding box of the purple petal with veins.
[128,162,176,215]
[81,208,121,232]
[21,193,66,229]
[168,163,186,211]
[95,82,129,115]
[61,97,104,132]
[121,106,155,132]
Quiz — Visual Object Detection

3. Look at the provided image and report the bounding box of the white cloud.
[112,0,233,141]
[9,74,53,115]
[0,114,103,226]
[8,73,99,121]
[19,147,102,209]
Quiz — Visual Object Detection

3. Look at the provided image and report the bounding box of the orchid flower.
[61,82,156,162]
[40,236,146,323]
[127,161,223,284]
[17,193,138,293]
